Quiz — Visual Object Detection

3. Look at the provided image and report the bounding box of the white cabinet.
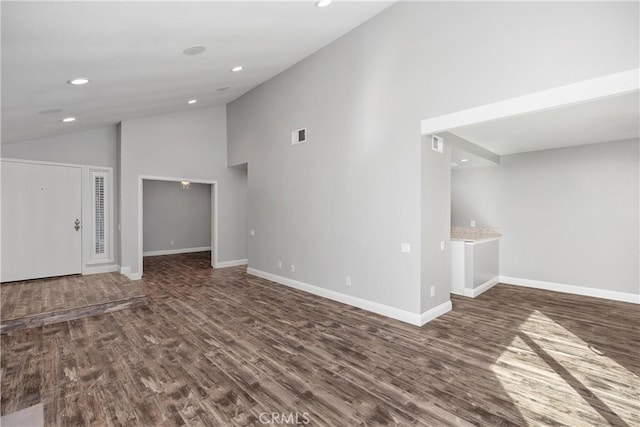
[450,238,499,298]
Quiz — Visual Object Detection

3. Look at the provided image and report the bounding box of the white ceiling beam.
[421,68,640,135]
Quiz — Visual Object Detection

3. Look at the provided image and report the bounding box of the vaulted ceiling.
[1,1,393,144]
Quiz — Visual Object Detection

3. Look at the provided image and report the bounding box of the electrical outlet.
[290,265,295,272]
[440,241,445,251]
[170,240,175,246]
[470,220,476,227]
[430,286,436,297]
[400,243,411,253]
[250,229,255,236]
[277,261,282,269]
[345,276,352,286]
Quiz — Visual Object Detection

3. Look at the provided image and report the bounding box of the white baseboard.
[119,266,142,281]
[143,246,211,257]
[214,259,248,268]
[419,300,452,326]
[247,268,450,326]
[84,264,119,275]
[499,276,640,304]
[463,276,499,298]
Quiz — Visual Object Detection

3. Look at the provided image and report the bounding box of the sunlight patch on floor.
[490,310,639,426]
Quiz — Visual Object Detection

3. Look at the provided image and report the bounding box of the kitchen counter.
[450,226,501,244]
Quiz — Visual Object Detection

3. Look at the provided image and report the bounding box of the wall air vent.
[291,128,307,145]
[431,135,444,153]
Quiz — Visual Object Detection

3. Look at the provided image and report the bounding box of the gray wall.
[120,106,247,275]
[227,2,639,315]
[143,180,211,253]
[421,138,451,312]
[452,139,639,295]
[2,126,117,168]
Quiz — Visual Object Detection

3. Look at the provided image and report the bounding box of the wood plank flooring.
[1,272,148,333]
[1,251,638,426]
[1,272,146,319]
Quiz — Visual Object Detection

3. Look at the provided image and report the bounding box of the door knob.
[74,218,81,231]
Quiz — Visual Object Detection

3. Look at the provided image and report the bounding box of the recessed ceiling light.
[231,66,243,72]
[451,162,459,167]
[38,108,63,115]
[460,158,469,163]
[68,78,90,85]
[216,86,230,92]
[187,99,198,105]
[182,45,206,56]
[61,117,76,123]
[315,0,332,7]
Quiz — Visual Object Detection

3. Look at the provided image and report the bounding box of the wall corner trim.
[215,259,249,268]
[119,266,141,281]
[247,268,449,326]
[499,276,640,304]
[419,300,452,326]
[462,277,499,298]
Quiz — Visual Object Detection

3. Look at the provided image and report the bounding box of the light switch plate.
[400,243,411,253]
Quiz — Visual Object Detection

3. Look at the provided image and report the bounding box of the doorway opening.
[138,176,217,278]
[421,70,638,301]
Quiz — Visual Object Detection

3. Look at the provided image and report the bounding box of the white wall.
[472,240,500,288]
[143,180,211,254]
[120,106,247,276]
[227,2,639,317]
[1,126,117,168]
[452,139,639,296]
[1,126,120,271]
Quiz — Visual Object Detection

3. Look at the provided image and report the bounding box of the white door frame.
[138,175,218,278]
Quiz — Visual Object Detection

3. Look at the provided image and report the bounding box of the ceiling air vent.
[431,135,443,153]
[291,128,307,146]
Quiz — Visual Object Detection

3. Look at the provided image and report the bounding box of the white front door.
[1,161,82,282]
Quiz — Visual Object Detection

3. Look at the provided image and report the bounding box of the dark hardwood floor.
[2,252,638,426]
[1,272,146,321]
[1,272,148,333]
